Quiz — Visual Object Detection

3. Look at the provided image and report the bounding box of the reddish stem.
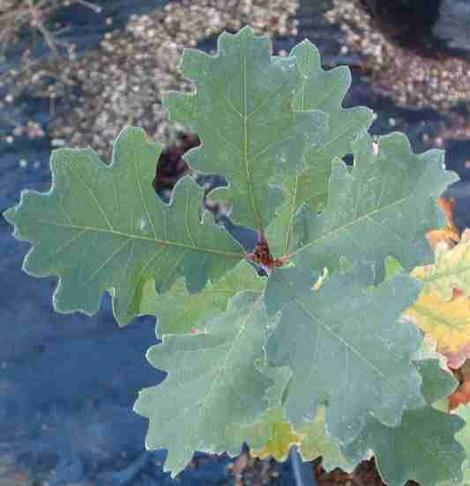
[246,231,287,271]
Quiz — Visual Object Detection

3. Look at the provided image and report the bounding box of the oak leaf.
[164,27,327,231]
[3,127,244,324]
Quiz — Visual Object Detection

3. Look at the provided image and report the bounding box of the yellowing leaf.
[449,361,470,410]
[414,230,470,300]
[299,408,352,472]
[249,409,301,461]
[428,229,460,250]
[225,368,301,462]
[236,408,351,470]
[406,293,470,354]
[427,197,460,249]
[228,368,350,469]
[408,230,470,358]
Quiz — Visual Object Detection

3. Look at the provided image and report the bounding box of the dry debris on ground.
[325,0,470,111]
[0,0,100,54]
[1,0,298,157]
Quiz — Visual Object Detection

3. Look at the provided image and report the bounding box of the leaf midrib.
[286,192,416,259]
[283,174,299,254]
[200,294,264,413]
[240,33,261,232]
[280,120,363,257]
[28,218,243,259]
[293,294,385,379]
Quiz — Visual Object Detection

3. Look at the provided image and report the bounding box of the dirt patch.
[0,0,102,54]
[325,0,470,111]
[1,0,299,157]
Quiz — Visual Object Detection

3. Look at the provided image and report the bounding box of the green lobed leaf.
[344,359,465,486]
[345,408,465,486]
[230,408,352,471]
[226,367,352,470]
[230,408,301,462]
[267,40,375,256]
[164,27,327,231]
[291,131,459,271]
[139,260,264,336]
[455,405,470,485]
[4,127,244,325]
[5,27,463,481]
[224,367,294,458]
[415,357,458,405]
[265,264,424,442]
[299,407,353,472]
[133,291,277,474]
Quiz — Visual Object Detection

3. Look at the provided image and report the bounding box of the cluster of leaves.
[4,27,470,484]
[409,206,470,370]
[407,200,470,483]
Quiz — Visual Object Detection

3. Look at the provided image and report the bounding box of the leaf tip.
[2,205,16,226]
[291,38,320,58]
[238,24,256,36]
[114,125,155,150]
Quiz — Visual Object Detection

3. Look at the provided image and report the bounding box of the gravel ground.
[1,0,299,157]
[325,0,470,110]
